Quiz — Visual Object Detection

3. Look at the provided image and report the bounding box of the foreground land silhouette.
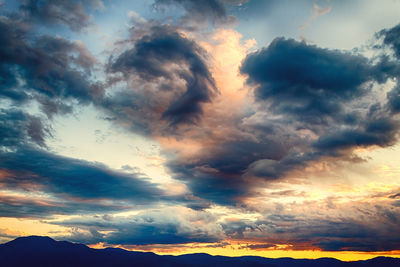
[0,236,399,266]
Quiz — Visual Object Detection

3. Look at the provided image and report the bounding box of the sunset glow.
[1,0,400,261]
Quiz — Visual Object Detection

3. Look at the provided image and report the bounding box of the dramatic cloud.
[379,23,400,59]
[238,36,400,181]
[0,109,49,148]
[226,201,400,252]
[19,0,103,31]
[0,99,166,218]
[241,37,397,124]
[105,24,216,132]
[387,84,400,113]
[0,16,101,117]
[0,192,127,218]
[313,118,399,151]
[52,207,224,245]
[0,148,164,203]
[163,34,400,205]
[166,135,291,205]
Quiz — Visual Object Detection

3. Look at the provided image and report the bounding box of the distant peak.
[10,235,55,242]
[10,235,56,243]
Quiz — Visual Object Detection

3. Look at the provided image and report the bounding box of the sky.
[1,0,400,261]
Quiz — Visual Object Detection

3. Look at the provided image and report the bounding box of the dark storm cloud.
[310,217,400,252]
[168,162,247,206]
[313,118,399,151]
[0,194,128,218]
[0,17,31,103]
[234,35,400,182]
[240,37,396,124]
[379,23,400,59]
[246,116,400,180]
[0,109,49,148]
[205,139,288,174]
[106,223,220,245]
[36,96,73,119]
[22,35,99,101]
[0,16,101,117]
[107,25,216,129]
[0,148,165,204]
[19,0,103,32]
[245,152,316,180]
[25,115,49,147]
[167,136,291,205]
[387,83,400,114]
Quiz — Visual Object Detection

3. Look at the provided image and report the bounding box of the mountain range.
[0,236,399,267]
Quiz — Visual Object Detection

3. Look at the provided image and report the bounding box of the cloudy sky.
[1,0,400,261]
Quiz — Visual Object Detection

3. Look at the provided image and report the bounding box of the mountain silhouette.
[0,236,399,267]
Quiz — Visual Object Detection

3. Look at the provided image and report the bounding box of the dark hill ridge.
[0,236,399,267]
